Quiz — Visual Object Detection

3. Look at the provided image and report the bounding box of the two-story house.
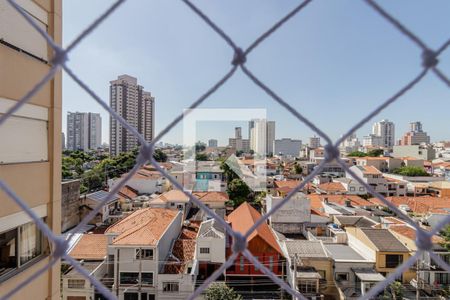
[196,219,226,280]
[81,190,121,225]
[346,227,414,283]
[226,202,285,299]
[105,208,182,300]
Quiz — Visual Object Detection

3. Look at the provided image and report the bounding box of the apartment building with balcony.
[0,0,62,298]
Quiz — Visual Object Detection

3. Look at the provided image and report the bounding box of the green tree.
[292,163,302,174]
[347,151,367,157]
[392,166,429,176]
[220,159,239,182]
[205,282,243,300]
[227,179,251,207]
[153,149,168,162]
[196,153,208,161]
[195,141,206,152]
[440,225,450,251]
[367,149,384,157]
[382,281,403,300]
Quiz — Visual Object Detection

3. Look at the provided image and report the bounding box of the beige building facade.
[0,0,62,299]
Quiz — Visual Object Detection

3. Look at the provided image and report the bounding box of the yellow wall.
[376,252,415,283]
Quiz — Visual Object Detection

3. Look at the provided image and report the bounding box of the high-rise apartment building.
[273,138,302,156]
[229,127,250,152]
[309,135,321,149]
[372,119,395,148]
[249,119,276,155]
[109,75,155,156]
[0,1,62,299]
[398,121,431,145]
[208,139,218,148]
[66,112,102,151]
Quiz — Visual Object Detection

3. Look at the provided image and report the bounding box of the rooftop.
[360,228,409,252]
[68,234,108,260]
[317,182,346,193]
[284,240,328,258]
[105,208,179,246]
[86,190,120,204]
[324,244,368,261]
[335,216,378,228]
[228,202,282,255]
[163,239,196,274]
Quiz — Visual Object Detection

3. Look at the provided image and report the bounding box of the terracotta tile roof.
[124,167,163,180]
[163,239,196,274]
[105,208,179,246]
[317,182,346,193]
[228,202,283,255]
[389,225,444,244]
[361,165,382,175]
[382,217,406,225]
[118,185,138,200]
[370,196,450,214]
[69,234,108,260]
[192,191,229,203]
[308,194,373,213]
[157,190,190,203]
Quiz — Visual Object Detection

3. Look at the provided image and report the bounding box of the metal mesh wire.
[1,0,450,299]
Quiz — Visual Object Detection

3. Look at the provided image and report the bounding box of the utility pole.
[416,258,420,300]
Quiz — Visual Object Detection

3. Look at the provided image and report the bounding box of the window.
[298,280,317,294]
[0,221,44,278]
[19,222,42,265]
[240,256,244,272]
[163,282,179,292]
[359,187,365,191]
[435,273,450,285]
[135,249,153,260]
[68,279,85,289]
[199,247,210,254]
[385,254,403,268]
[335,272,349,281]
[269,256,274,271]
[120,272,139,285]
[141,273,153,285]
[124,293,138,300]
[350,187,355,191]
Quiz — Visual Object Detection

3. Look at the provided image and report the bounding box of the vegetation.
[392,166,429,177]
[292,162,302,174]
[440,225,450,251]
[227,178,251,207]
[382,281,404,300]
[62,147,168,194]
[205,283,243,300]
[195,153,209,161]
[347,149,384,157]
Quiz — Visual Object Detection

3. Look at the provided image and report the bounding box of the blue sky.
[62,0,450,146]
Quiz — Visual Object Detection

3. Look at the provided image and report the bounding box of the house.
[370,196,450,215]
[346,228,414,283]
[191,191,229,209]
[389,225,450,295]
[226,202,285,298]
[333,178,367,195]
[316,182,346,195]
[348,165,406,197]
[283,240,338,299]
[324,244,381,299]
[427,181,450,198]
[158,239,197,300]
[148,190,191,216]
[105,208,183,300]
[80,190,121,225]
[196,219,226,280]
[109,166,169,195]
[194,161,225,192]
[265,193,311,234]
[333,216,378,229]
[308,194,374,218]
[62,234,109,300]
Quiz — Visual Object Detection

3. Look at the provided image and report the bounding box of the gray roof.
[361,228,409,252]
[196,161,223,173]
[324,244,367,261]
[284,240,328,258]
[198,219,225,238]
[87,190,119,204]
[335,216,377,228]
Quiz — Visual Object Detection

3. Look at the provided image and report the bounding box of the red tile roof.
[163,239,196,274]
[370,196,450,214]
[317,182,346,193]
[228,202,283,255]
[118,185,138,200]
[389,225,444,244]
[308,194,373,213]
[69,234,108,260]
[105,208,179,246]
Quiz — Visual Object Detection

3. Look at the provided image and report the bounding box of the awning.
[296,271,322,279]
[354,271,385,282]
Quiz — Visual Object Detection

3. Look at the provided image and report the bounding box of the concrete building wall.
[196,236,226,264]
[0,1,62,299]
[274,138,302,157]
[61,180,81,232]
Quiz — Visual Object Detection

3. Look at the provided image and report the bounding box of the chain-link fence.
[1,0,450,299]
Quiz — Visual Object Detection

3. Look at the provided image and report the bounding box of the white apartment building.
[340,133,361,154]
[67,111,102,151]
[110,75,155,156]
[372,119,395,148]
[249,119,275,155]
[309,135,321,149]
[265,193,311,233]
[273,138,302,157]
[362,134,382,148]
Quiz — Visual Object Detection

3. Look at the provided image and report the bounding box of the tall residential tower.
[109,75,155,156]
[66,112,102,151]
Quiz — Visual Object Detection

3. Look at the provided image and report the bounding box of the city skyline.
[62,1,450,146]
